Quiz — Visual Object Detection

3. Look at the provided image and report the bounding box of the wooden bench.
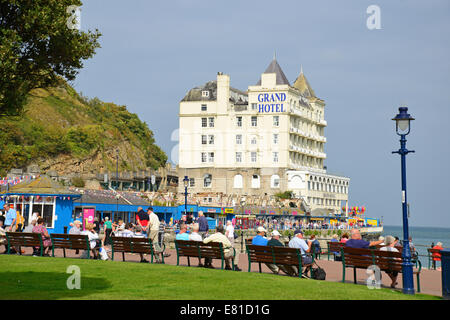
[50,234,91,259]
[5,232,44,256]
[326,241,345,260]
[341,247,422,292]
[174,240,235,270]
[246,244,312,278]
[110,236,165,263]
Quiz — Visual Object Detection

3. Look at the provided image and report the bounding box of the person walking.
[197,211,209,239]
[147,207,166,262]
[103,217,113,246]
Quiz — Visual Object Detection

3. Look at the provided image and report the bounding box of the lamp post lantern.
[183,176,189,217]
[392,106,415,295]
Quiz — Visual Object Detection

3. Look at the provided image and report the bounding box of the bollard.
[441,249,450,300]
[64,226,68,234]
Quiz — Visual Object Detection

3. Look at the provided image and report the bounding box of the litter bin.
[441,249,450,300]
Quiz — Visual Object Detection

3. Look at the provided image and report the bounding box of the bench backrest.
[341,247,376,268]
[246,245,302,266]
[6,232,42,247]
[50,233,90,250]
[373,249,403,272]
[111,236,153,254]
[342,246,406,272]
[328,241,345,252]
[175,240,224,259]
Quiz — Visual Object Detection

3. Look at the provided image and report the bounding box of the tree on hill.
[0,0,101,116]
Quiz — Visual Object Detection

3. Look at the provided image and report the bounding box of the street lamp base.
[402,287,415,295]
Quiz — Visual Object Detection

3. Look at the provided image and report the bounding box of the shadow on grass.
[0,271,112,300]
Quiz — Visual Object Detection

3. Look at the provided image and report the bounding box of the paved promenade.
[5,245,443,298]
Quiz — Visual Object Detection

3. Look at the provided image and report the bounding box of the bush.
[71,176,85,188]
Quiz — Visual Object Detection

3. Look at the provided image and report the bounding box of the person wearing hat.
[252,226,268,246]
[288,229,313,277]
[265,230,295,276]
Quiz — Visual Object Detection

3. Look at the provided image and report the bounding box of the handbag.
[310,262,326,280]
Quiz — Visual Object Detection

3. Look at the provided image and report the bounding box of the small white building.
[178,58,349,214]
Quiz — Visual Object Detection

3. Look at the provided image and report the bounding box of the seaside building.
[178,57,350,215]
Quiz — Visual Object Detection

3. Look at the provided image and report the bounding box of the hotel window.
[233,174,243,188]
[202,90,210,98]
[251,103,257,110]
[237,116,242,127]
[271,175,280,188]
[189,178,195,187]
[201,104,207,111]
[201,118,207,127]
[204,174,212,188]
[251,116,257,127]
[201,152,207,163]
[251,152,257,163]
[273,115,279,127]
[273,152,279,163]
[236,152,242,163]
[236,134,242,145]
[201,135,207,145]
[208,135,214,145]
[251,174,260,188]
[208,117,214,127]
[273,134,278,144]
[208,152,214,162]
[250,136,257,145]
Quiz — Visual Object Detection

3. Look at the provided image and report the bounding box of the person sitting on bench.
[288,229,313,277]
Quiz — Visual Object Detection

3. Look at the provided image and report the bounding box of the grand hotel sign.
[257,93,286,113]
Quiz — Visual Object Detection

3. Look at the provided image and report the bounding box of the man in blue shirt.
[252,227,268,246]
[288,229,313,277]
[345,229,383,249]
[175,223,190,241]
[3,204,16,231]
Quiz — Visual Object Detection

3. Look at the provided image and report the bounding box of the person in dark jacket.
[197,211,209,239]
[267,230,297,276]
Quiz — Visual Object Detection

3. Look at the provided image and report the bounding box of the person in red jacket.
[432,242,444,270]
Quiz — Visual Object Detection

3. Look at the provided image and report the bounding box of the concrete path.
[4,246,443,298]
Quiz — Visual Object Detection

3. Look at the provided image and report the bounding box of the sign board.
[82,208,95,231]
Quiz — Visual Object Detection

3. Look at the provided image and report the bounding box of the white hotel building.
[178,58,349,214]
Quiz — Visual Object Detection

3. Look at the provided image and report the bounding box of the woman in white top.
[82,223,100,259]
[380,235,399,288]
[225,221,235,243]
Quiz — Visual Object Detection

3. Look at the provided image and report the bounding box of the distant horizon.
[383,224,450,230]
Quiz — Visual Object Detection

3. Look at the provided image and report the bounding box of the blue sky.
[72,0,450,228]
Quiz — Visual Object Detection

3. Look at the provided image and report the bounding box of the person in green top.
[104,217,113,245]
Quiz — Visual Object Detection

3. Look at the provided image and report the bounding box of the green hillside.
[0,80,167,176]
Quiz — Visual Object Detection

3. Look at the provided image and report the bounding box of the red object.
[432,245,443,261]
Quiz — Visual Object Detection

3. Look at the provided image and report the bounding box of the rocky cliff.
[0,80,167,177]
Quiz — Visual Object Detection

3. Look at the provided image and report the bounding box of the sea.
[382,225,450,267]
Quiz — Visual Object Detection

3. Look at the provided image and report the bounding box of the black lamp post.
[392,106,415,295]
[183,176,189,217]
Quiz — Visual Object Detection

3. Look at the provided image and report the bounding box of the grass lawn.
[0,255,441,300]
